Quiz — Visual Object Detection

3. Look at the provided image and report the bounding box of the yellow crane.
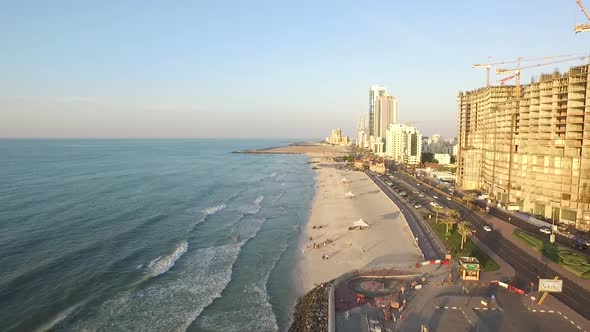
[472,54,576,87]
[575,0,590,33]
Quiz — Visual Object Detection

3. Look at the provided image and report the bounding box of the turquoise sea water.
[0,139,315,331]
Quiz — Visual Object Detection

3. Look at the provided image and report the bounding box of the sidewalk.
[483,214,590,291]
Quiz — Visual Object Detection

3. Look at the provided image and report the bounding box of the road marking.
[570,320,575,325]
[452,306,457,310]
[444,306,448,309]
[540,310,545,313]
[564,316,568,320]
[548,310,554,313]
[531,309,536,312]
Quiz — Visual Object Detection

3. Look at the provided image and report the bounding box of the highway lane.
[390,170,590,320]
[366,172,445,260]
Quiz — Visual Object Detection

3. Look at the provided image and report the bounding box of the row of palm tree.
[436,208,473,250]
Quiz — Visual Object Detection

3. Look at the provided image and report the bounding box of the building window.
[562,193,571,200]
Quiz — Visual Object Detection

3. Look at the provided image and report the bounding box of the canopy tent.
[349,218,370,230]
[344,191,356,198]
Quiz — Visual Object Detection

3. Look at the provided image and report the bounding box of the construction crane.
[472,54,576,87]
[575,0,590,33]
[496,55,590,96]
[498,74,516,86]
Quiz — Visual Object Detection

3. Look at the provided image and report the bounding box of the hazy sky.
[1,1,589,139]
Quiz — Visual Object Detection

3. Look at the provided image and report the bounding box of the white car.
[414,203,422,208]
[419,193,425,197]
[540,227,552,235]
[433,195,439,199]
[446,196,452,200]
[412,190,419,194]
[429,202,442,208]
[483,225,492,232]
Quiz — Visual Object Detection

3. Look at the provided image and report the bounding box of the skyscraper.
[374,94,398,139]
[368,85,387,136]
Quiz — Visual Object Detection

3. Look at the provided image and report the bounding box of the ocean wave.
[238,195,264,215]
[195,203,227,225]
[195,242,287,331]
[67,242,242,332]
[147,240,188,277]
[202,203,226,216]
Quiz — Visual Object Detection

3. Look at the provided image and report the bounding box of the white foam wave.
[137,264,143,269]
[239,195,264,215]
[194,203,227,225]
[148,240,188,277]
[270,172,277,178]
[202,203,226,216]
[68,242,242,332]
[195,242,287,331]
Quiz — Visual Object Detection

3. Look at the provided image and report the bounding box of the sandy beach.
[263,143,423,293]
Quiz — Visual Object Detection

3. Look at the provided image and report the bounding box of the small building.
[434,153,451,165]
[369,161,386,174]
[459,257,480,281]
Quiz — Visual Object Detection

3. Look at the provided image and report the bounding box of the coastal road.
[389,170,590,321]
[366,172,446,260]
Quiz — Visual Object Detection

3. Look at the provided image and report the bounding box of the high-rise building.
[368,85,387,137]
[386,124,422,165]
[374,94,398,140]
[457,64,590,230]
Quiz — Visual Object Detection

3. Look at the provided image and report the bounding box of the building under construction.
[457,64,590,231]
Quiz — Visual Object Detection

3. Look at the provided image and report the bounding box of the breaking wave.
[202,203,226,216]
[148,240,188,277]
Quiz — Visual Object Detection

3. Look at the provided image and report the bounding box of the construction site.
[456,1,590,231]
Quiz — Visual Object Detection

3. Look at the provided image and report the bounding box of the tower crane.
[496,55,590,96]
[575,0,590,33]
[498,74,516,86]
[472,54,577,87]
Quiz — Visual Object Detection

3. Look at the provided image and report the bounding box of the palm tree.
[447,209,461,221]
[434,206,443,224]
[463,193,476,206]
[457,222,473,251]
[442,215,456,235]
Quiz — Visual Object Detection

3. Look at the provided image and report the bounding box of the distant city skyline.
[1,1,588,138]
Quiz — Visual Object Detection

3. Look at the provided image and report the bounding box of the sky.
[1,0,589,139]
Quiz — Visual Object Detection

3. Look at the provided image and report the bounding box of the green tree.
[422,152,434,163]
[457,222,473,250]
[434,206,443,224]
[442,215,456,235]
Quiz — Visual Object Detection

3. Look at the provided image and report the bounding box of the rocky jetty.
[288,282,332,332]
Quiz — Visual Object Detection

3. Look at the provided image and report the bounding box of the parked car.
[483,225,492,232]
[414,203,422,208]
[419,193,425,197]
[446,196,452,201]
[433,195,439,199]
[539,227,552,235]
[412,190,419,194]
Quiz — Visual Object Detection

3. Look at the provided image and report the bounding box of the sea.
[0,139,315,332]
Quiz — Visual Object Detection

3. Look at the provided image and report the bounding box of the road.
[366,172,445,260]
[385,169,590,321]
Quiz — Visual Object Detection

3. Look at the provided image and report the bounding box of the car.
[414,203,422,208]
[574,240,589,250]
[417,183,421,186]
[429,202,442,208]
[412,190,419,194]
[419,193,425,197]
[539,227,552,235]
[483,225,492,232]
[446,196,452,201]
[433,195,439,199]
